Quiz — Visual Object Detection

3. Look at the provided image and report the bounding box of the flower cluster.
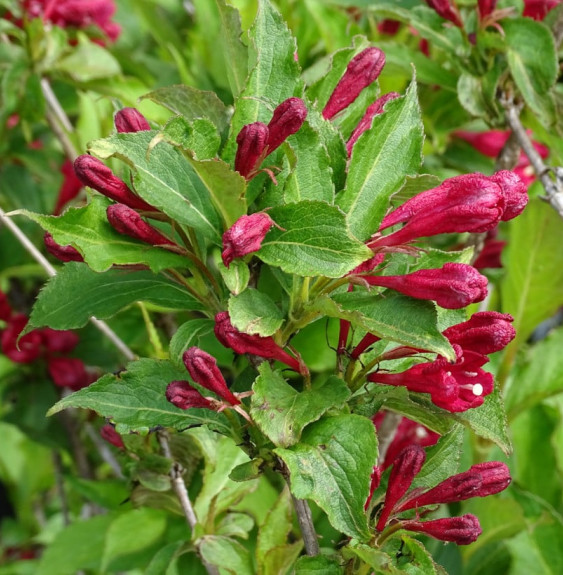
[370,445,511,545]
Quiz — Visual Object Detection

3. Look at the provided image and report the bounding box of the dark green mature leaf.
[228,289,284,337]
[29,263,202,330]
[295,555,344,574]
[47,359,230,435]
[22,198,188,273]
[276,414,377,541]
[89,132,222,240]
[383,535,439,574]
[251,364,351,447]
[141,84,231,135]
[169,318,214,368]
[225,0,303,160]
[257,201,372,277]
[501,200,563,348]
[313,292,454,360]
[337,78,424,240]
[199,536,254,575]
[504,18,557,124]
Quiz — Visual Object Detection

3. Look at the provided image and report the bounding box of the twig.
[84,423,124,479]
[376,411,402,466]
[291,494,320,556]
[0,207,136,361]
[502,96,563,218]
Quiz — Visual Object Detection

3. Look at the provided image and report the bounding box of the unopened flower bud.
[425,0,463,27]
[489,170,528,221]
[364,263,488,309]
[222,212,274,267]
[166,380,215,410]
[100,424,125,449]
[106,203,175,246]
[214,311,306,375]
[376,445,426,531]
[47,357,93,391]
[1,314,42,364]
[234,122,269,179]
[54,160,83,215]
[347,92,400,155]
[183,347,240,405]
[322,47,386,120]
[114,107,151,133]
[478,0,497,19]
[44,232,84,263]
[443,311,515,355]
[74,155,154,211]
[468,461,511,496]
[266,97,308,153]
[401,514,482,545]
[40,328,80,354]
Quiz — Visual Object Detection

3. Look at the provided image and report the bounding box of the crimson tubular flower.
[54,160,83,215]
[114,108,151,133]
[166,380,215,410]
[44,232,84,263]
[425,0,463,27]
[221,213,275,267]
[106,204,175,247]
[266,97,308,153]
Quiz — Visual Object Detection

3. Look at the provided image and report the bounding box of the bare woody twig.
[291,494,320,556]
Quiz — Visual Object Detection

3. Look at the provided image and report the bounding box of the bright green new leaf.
[169,318,214,368]
[251,364,351,447]
[47,359,231,435]
[294,555,344,574]
[337,78,424,240]
[21,198,189,273]
[29,263,202,331]
[199,536,254,575]
[55,37,121,81]
[257,201,372,277]
[383,535,440,575]
[88,131,223,240]
[155,116,221,159]
[276,414,377,541]
[228,289,284,336]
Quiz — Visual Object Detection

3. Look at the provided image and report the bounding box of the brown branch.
[291,494,320,556]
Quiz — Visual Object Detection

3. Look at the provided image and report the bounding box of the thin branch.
[84,423,124,479]
[0,207,136,361]
[502,96,563,218]
[41,78,74,134]
[291,494,320,556]
[376,411,402,466]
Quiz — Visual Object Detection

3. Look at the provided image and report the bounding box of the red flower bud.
[54,160,83,215]
[0,290,12,321]
[47,357,94,390]
[73,155,154,212]
[114,107,151,133]
[401,514,482,545]
[266,97,308,153]
[44,232,84,263]
[347,92,400,155]
[378,19,401,35]
[234,122,269,179]
[350,333,380,359]
[473,230,506,270]
[106,203,175,246]
[489,170,528,221]
[183,347,240,405]
[100,424,125,449]
[0,314,42,364]
[40,328,80,354]
[165,380,215,410]
[221,212,274,267]
[364,263,488,310]
[442,311,515,355]
[364,465,382,510]
[322,47,386,120]
[425,0,463,27]
[470,461,512,496]
[523,0,559,20]
[478,0,497,19]
[214,311,306,375]
[376,445,426,531]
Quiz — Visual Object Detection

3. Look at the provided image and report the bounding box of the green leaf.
[141,84,231,135]
[225,0,303,160]
[275,414,377,541]
[47,359,230,435]
[294,555,344,574]
[21,198,188,273]
[504,18,557,124]
[216,512,255,539]
[199,536,254,575]
[312,291,454,360]
[216,256,250,296]
[155,116,221,159]
[228,289,284,337]
[257,201,372,278]
[337,78,424,240]
[169,319,214,368]
[251,364,351,447]
[145,542,185,575]
[343,544,400,573]
[55,37,120,81]
[29,263,202,331]
[501,200,563,348]
[283,120,335,204]
[89,131,223,240]
[383,534,439,574]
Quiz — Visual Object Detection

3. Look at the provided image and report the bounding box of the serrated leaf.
[156,116,221,159]
[251,364,351,447]
[337,78,424,240]
[47,359,230,435]
[169,318,214,368]
[275,414,377,541]
[199,536,254,575]
[294,554,344,574]
[228,289,284,336]
[312,292,454,360]
[257,201,372,278]
[88,131,223,240]
[28,263,203,330]
[21,197,188,273]
[141,84,230,135]
[384,535,439,574]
